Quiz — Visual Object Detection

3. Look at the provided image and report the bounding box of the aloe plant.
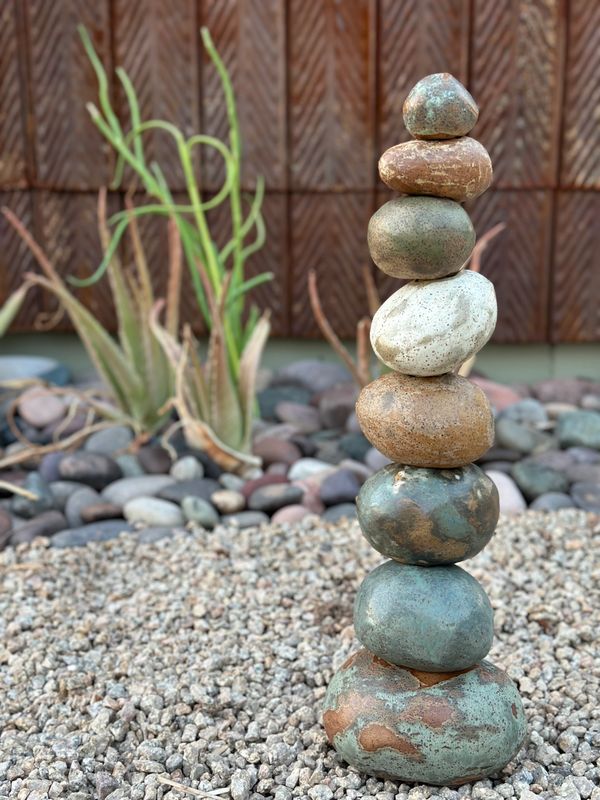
[2,191,180,435]
[78,25,271,383]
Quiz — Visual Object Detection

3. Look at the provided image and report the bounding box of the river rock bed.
[3,363,600,549]
[0,510,598,799]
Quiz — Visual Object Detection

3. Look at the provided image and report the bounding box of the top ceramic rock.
[403,73,479,140]
[370,270,497,376]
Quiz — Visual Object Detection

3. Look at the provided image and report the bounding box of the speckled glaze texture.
[370,271,497,376]
[354,561,493,671]
[379,137,492,202]
[356,463,499,565]
[355,372,494,467]
[367,196,475,280]
[323,649,526,785]
[403,73,479,140]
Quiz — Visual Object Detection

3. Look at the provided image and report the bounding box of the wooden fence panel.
[470,0,565,189]
[113,0,200,191]
[552,192,600,342]
[25,0,113,189]
[0,1,599,344]
[560,0,600,189]
[0,2,29,187]
[288,0,376,191]
[0,192,40,329]
[202,0,287,191]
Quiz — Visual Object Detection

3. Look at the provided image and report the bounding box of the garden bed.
[2,362,600,551]
[0,510,597,799]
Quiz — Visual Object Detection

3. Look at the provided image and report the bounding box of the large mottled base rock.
[323,649,526,786]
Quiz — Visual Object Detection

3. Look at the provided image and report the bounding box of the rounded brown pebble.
[403,73,478,140]
[368,196,475,280]
[378,137,492,202]
[355,373,494,468]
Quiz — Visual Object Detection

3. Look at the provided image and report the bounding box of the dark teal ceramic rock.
[356,464,499,565]
[323,649,526,785]
[403,73,479,140]
[354,561,493,671]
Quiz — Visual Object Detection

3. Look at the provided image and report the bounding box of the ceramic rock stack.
[323,74,526,786]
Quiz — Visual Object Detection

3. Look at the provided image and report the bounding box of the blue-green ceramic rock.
[354,561,493,672]
[356,464,498,565]
[403,73,479,140]
[323,649,526,785]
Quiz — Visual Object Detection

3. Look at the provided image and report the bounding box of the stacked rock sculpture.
[323,74,526,786]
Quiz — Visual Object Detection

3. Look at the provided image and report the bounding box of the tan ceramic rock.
[378,137,492,202]
[368,196,475,280]
[403,73,478,140]
[370,271,497,376]
[356,373,494,468]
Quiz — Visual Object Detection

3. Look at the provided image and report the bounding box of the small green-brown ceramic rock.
[354,560,493,671]
[356,464,499,565]
[356,372,494,468]
[403,73,479,139]
[367,196,475,280]
[378,137,492,202]
[323,649,526,785]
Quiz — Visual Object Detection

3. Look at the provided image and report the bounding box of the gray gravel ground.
[0,510,598,800]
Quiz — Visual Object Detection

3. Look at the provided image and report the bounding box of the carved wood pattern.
[0,192,41,330]
[201,0,287,190]
[25,0,113,189]
[290,192,374,338]
[470,0,564,189]
[552,192,600,342]
[288,0,376,190]
[465,190,552,343]
[32,191,120,331]
[560,0,600,188]
[113,0,200,191]
[0,2,29,187]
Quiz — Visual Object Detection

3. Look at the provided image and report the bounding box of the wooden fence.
[0,0,598,342]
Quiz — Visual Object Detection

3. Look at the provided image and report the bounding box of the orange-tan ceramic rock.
[378,137,492,203]
[356,373,494,468]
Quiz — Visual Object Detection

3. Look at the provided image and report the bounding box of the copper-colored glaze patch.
[401,695,456,728]
[407,666,472,687]
[511,702,518,718]
[358,724,423,759]
[356,650,421,692]
[323,690,366,741]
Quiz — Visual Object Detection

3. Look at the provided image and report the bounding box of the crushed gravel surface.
[0,510,598,800]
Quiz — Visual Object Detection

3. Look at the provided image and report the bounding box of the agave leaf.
[238,312,270,451]
[0,283,30,337]
[182,326,209,421]
[170,334,259,475]
[206,310,244,448]
[28,273,147,424]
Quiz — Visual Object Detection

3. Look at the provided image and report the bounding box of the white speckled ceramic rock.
[371,270,497,376]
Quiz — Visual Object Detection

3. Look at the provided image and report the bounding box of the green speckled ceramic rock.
[368,196,475,280]
[323,649,526,785]
[403,73,479,140]
[356,464,499,565]
[354,561,493,671]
